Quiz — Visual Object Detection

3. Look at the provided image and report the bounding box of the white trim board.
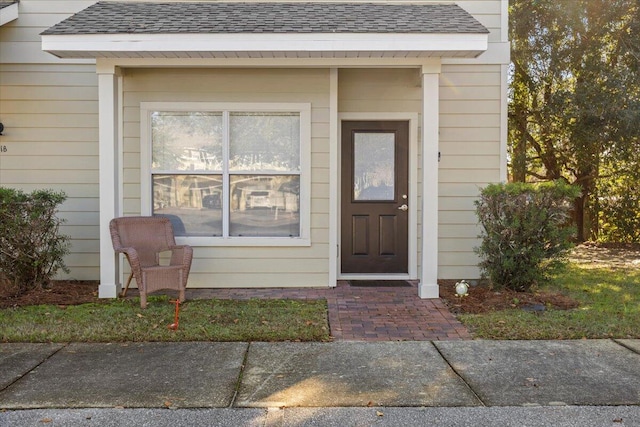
[43,33,488,59]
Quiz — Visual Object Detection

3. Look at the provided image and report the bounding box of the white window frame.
[140,102,311,247]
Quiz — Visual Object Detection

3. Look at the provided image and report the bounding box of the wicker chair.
[109,216,193,308]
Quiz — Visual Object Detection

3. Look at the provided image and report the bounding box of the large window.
[141,103,310,245]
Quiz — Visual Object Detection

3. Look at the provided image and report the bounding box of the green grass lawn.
[0,296,330,343]
[459,263,640,339]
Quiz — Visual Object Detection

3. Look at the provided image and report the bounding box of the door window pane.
[153,174,223,236]
[229,112,300,172]
[152,112,223,171]
[229,175,300,237]
[353,132,395,201]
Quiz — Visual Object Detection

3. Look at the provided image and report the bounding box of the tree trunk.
[511,114,528,182]
[574,196,586,242]
[573,174,598,243]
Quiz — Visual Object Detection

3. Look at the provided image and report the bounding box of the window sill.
[175,236,311,247]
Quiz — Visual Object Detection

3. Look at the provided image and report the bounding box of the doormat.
[348,280,413,288]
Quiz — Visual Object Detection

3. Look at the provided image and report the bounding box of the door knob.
[397,204,408,211]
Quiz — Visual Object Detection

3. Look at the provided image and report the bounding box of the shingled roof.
[42,1,489,35]
[0,1,19,10]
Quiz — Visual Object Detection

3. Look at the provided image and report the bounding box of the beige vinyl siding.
[0,61,99,280]
[1,0,505,286]
[439,63,502,279]
[457,0,505,42]
[338,65,502,280]
[122,68,331,288]
[338,70,422,113]
[1,1,100,279]
[0,0,94,64]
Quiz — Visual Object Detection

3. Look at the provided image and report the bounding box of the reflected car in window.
[246,190,271,209]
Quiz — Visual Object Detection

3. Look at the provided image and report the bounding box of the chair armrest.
[115,246,138,261]
[115,247,141,273]
[168,245,193,267]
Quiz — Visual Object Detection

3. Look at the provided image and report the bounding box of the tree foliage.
[509,0,640,242]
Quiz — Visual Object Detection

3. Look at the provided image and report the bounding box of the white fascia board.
[42,32,488,58]
[0,2,19,26]
[442,41,510,65]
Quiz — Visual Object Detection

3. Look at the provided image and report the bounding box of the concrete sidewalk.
[1,340,640,426]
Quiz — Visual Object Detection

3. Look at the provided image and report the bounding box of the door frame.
[337,113,418,280]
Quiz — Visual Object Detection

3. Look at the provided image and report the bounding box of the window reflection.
[353,132,395,201]
[153,174,223,236]
[229,112,300,172]
[152,112,223,172]
[229,175,300,237]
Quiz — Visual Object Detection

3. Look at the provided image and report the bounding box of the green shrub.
[596,167,640,243]
[474,181,580,292]
[0,188,70,295]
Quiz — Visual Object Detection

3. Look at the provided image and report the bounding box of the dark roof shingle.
[0,1,19,10]
[41,1,489,35]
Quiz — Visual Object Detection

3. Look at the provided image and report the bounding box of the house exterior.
[0,0,509,299]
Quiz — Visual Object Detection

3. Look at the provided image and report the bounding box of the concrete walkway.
[1,340,640,426]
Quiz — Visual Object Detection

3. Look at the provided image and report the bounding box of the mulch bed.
[0,280,101,309]
[438,279,580,315]
[6,241,637,312]
[1,279,581,316]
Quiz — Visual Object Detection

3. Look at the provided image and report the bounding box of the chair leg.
[121,272,134,298]
[179,270,186,303]
[140,292,147,309]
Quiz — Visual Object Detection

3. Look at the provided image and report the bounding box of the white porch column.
[328,68,339,287]
[419,64,441,298]
[97,66,122,298]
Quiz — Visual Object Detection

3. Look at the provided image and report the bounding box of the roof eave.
[0,2,19,27]
[41,32,488,60]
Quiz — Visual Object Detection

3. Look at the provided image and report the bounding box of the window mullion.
[222,111,230,238]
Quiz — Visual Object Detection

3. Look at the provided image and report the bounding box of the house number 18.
[0,145,6,153]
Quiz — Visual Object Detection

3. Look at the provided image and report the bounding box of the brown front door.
[341,121,409,274]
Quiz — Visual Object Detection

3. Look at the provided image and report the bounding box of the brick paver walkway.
[183,281,471,341]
